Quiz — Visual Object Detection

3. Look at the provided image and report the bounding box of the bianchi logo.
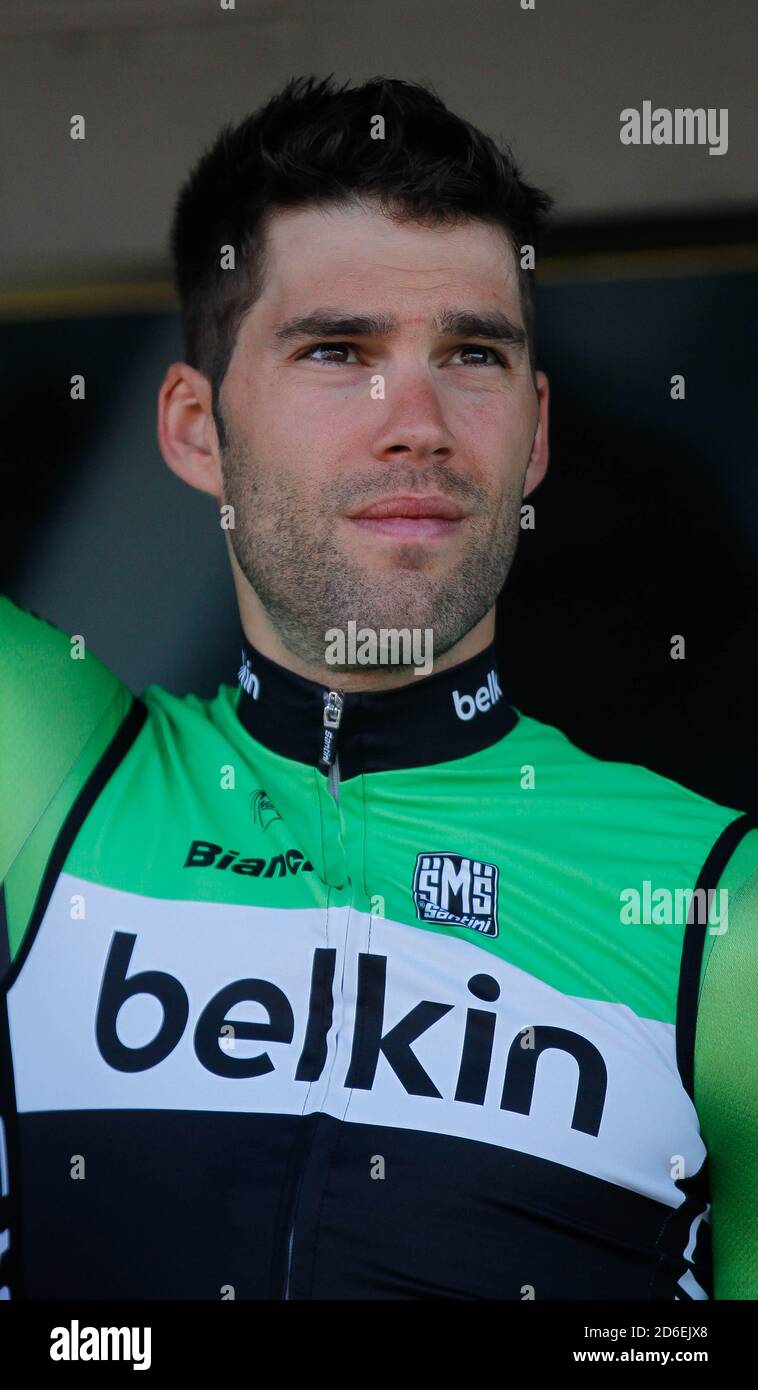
[413,853,499,937]
[183,840,313,876]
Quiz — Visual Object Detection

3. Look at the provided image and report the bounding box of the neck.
[232,571,496,693]
[234,622,516,776]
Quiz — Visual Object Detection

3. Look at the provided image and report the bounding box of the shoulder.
[0,596,135,881]
[696,865,758,1096]
[139,680,240,744]
[695,866,758,1297]
[509,706,746,840]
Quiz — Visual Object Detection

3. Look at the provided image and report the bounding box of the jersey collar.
[234,629,518,778]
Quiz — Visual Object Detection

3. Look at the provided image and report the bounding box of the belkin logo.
[93,932,607,1132]
[452,668,502,721]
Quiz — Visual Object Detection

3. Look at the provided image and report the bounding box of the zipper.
[321,690,344,803]
[284,1229,294,1299]
[283,1142,313,1299]
[283,1209,297,1299]
[284,688,345,1296]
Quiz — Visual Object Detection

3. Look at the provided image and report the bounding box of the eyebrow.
[271,306,528,351]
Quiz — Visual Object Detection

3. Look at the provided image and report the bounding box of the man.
[1,75,756,1301]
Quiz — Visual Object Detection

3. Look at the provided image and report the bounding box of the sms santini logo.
[413,853,499,937]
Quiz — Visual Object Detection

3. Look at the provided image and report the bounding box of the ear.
[157,362,224,501]
[524,369,549,497]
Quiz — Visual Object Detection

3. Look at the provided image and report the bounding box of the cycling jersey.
[1,595,757,1300]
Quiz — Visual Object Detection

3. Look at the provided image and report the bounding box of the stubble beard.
[221,428,525,671]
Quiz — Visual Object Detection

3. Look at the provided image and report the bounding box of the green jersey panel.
[1,597,756,1301]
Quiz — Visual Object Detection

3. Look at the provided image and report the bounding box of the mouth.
[344,495,467,541]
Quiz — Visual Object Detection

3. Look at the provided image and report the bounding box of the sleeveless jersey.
[1,596,757,1300]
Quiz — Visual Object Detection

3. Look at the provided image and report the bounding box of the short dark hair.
[169,74,554,442]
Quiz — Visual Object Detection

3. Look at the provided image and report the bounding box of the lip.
[346,495,466,521]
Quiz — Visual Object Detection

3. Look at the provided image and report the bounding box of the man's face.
[216,201,547,669]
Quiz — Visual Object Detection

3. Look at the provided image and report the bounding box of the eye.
[451,344,508,367]
[296,341,359,365]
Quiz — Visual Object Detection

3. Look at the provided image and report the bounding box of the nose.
[370,369,455,467]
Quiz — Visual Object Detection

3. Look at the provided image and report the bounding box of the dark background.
[2,213,756,813]
[500,216,758,811]
[1,1,756,815]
